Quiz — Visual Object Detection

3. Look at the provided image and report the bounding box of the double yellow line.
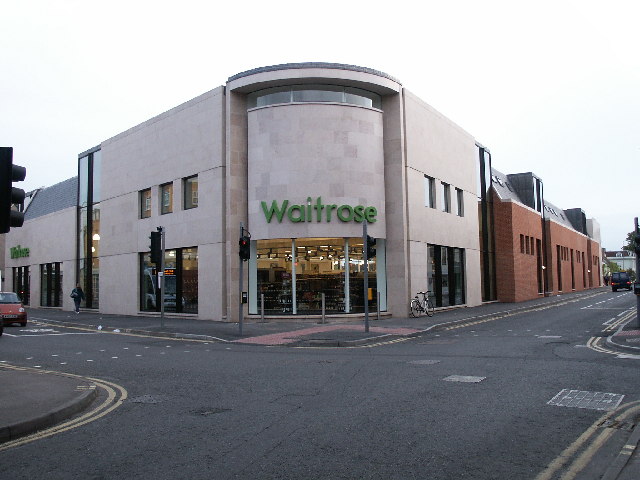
[587,310,636,356]
[536,309,638,478]
[534,400,640,480]
[443,292,606,332]
[0,364,127,452]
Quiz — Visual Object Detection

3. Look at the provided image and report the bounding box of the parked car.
[0,292,27,327]
[611,272,632,292]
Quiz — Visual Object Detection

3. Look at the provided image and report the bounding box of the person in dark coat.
[71,283,85,314]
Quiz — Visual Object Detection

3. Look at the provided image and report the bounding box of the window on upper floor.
[456,188,464,217]
[247,85,382,110]
[161,182,173,215]
[183,175,198,210]
[441,182,451,213]
[140,188,151,219]
[425,176,436,209]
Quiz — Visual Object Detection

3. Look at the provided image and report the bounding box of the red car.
[0,292,27,327]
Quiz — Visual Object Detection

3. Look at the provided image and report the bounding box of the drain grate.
[599,418,636,432]
[547,389,624,411]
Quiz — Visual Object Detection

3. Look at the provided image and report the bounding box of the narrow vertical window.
[441,182,451,213]
[161,182,173,215]
[140,188,151,218]
[424,175,436,208]
[456,188,464,217]
[183,175,198,210]
[520,235,525,254]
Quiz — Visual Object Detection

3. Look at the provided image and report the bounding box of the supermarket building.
[2,63,601,321]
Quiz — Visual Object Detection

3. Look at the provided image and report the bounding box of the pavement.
[2,287,640,476]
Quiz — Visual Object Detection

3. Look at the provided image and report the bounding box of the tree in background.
[622,230,638,255]
[626,268,637,282]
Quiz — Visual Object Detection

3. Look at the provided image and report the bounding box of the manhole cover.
[547,389,624,411]
[443,375,486,383]
[409,360,441,365]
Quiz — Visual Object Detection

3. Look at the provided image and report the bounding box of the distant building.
[605,250,636,272]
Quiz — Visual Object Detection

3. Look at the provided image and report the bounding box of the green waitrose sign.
[10,245,30,259]
[261,197,377,224]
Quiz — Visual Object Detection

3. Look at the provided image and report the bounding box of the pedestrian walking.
[70,283,85,314]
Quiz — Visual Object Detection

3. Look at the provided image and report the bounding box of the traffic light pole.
[635,217,640,329]
[239,223,244,336]
[160,226,165,329]
[363,221,369,333]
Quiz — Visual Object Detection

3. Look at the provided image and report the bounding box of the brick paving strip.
[614,330,640,336]
[233,325,421,345]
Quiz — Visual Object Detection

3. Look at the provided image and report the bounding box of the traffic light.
[366,235,376,259]
[0,147,27,234]
[634,231,640,256]
[239,235,251,261]
[149,231,162,264]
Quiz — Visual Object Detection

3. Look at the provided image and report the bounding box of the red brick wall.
[493,194,601,302]
[493,194,543,302]
[545,220,601,294]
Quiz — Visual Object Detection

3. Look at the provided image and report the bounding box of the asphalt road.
[0,291,638,479]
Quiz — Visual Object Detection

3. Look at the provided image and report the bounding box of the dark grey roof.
[542,200,575,229]
[491,168,585,233]
[491,168,520,202]
[228,62,400,84]
[25,177,77,221]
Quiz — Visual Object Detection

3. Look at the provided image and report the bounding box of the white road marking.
[616,354,640,360]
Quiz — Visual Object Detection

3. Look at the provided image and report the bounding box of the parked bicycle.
[410,291,435,317]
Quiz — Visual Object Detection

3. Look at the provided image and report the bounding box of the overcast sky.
[2,0,638,251]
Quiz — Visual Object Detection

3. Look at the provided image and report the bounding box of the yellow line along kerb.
[0,364,128,452]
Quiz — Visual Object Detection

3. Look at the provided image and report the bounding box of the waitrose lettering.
[262,197,377,224]
[10,245,30,259]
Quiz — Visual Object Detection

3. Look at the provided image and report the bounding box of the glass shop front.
[249,237,386,316]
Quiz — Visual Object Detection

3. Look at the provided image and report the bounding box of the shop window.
[253,238,384,315]
[139,247,198,313]
[40,263,63,307]
[428,244,465,307]
[140,188,151,218]
[12,266,30,305]
[160,183,173,215]
[183,175,198,210]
